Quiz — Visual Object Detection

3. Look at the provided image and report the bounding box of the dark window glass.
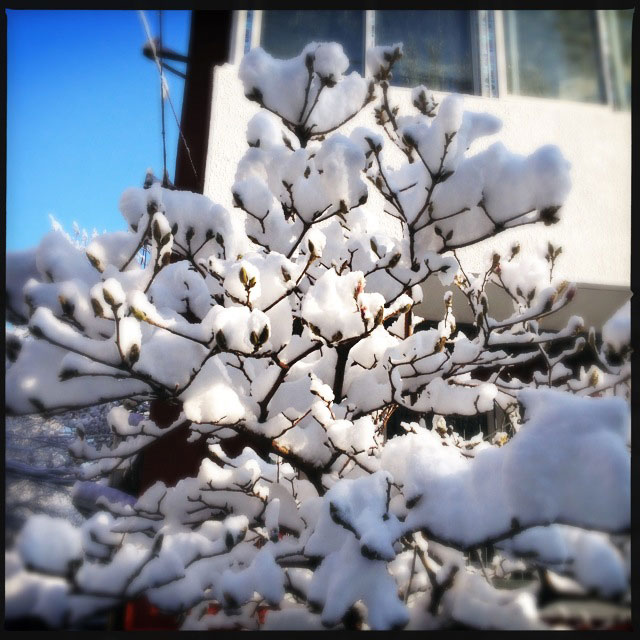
[607,9,632,109]
[375,10,476,94]
[504,10,605,103]
[260,10,364,74]
[244,10,253,54]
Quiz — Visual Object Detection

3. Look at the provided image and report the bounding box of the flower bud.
[128,343,140,366]
[216,330,228,350]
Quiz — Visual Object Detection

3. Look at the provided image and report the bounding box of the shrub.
[5,42,630,630]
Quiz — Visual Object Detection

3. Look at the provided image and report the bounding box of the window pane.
[607,9,632,109]
[375,10,476,94]
[244,10,253,54]
[504,10,605,103]
[259,10,364,74]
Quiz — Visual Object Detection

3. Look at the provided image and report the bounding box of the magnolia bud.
[86,252,103,273]
[59,367,79,382]
[130,306,147,322]
[216,330,228,350]
[542,292,557,313]
[58,296,75,317]
[128,343,140,366]
[556,280,569,296]
[30,325,44,339]
[152,219,162,244]
[305,52,315,70]
[102,287,115,307]
[308,323,321,337]
[387,253,401,268]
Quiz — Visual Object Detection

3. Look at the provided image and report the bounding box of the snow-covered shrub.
[5,42,630,630]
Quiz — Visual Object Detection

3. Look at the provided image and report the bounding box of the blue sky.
[6,9,191,252]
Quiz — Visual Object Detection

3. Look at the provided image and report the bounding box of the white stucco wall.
[203,63,631,326]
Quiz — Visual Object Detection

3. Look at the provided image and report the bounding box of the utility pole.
[174,10,233,193]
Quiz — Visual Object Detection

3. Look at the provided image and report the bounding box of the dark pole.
[174,10,233,193]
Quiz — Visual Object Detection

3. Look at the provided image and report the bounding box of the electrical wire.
[138,10,198,184]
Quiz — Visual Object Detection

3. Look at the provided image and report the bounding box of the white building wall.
[203,63,630,327]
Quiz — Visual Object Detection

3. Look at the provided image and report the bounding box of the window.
[374,10,479,94]
[238,10,631,108]
[259,10,365,74]
[503,10,606,103]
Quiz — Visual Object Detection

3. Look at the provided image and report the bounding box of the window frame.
[232,9,626,109]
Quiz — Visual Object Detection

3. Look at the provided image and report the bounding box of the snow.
[509,389,630,530]
[602,301,630,353]
[219,549,285,607]
[17,514,83,575]
[6,334,148,415]
[301,269,373,341]
[500,525,627,597]
[6,247,40,323]
[366,43,403,77]
[5,570,71,627]
[479,143,571,223]
[4,37,630,632]
[86,231,142,273]
[444,572,544,630]
[498,252,551,301]
[312,42,349,79]
[379,389,629,547]
[223,259,261,303]
[307,536,409,629]
[411,85,437,115]
[262,607,326,630]
[240,43,369,134]
[436,94,464,134]
[246,111,286,149]
[36,230,101,284]
[182,355,252,424]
